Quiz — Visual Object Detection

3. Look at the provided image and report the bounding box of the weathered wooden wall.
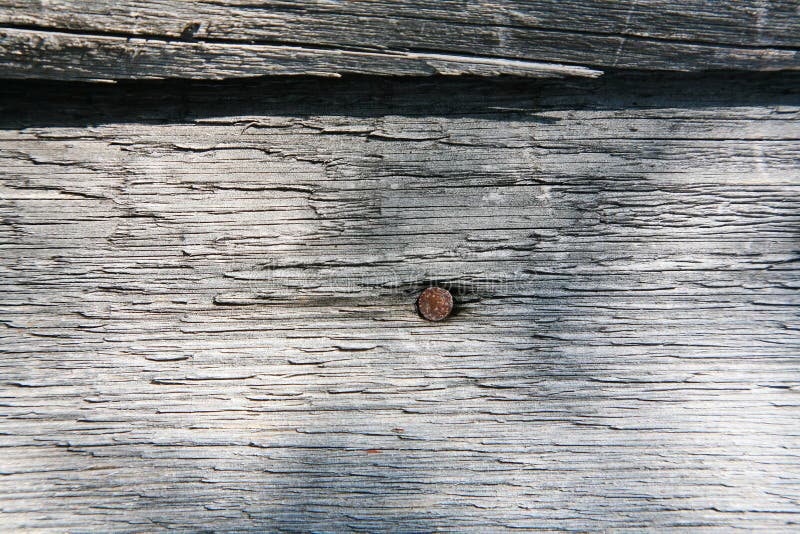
[2,0,800,531]
[1,72,799,531]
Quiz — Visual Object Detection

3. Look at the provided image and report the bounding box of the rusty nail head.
[417,287,454,322]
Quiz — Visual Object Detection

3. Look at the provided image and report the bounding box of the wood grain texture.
[1,72,800,531]
[0,27,603,81]
[1,0,800,80]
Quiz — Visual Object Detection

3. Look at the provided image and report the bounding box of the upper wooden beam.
[0,0,798,81]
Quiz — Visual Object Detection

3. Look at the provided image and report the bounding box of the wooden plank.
[1,72,799,530]
[0,27,602,81]
[0,0,799,80]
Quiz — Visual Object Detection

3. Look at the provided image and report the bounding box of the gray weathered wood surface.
[1,72,799,531]
[1,0,800,80]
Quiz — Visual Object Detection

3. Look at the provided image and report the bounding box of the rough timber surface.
[1,0,800,80]
[1,72,800,531]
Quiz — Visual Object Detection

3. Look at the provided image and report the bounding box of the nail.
[417,286,454,322]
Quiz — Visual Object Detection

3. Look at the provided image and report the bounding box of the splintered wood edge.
[0,28,604,81]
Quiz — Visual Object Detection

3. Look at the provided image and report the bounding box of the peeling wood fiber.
[1,0,799,80]
[0,72,799,531]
